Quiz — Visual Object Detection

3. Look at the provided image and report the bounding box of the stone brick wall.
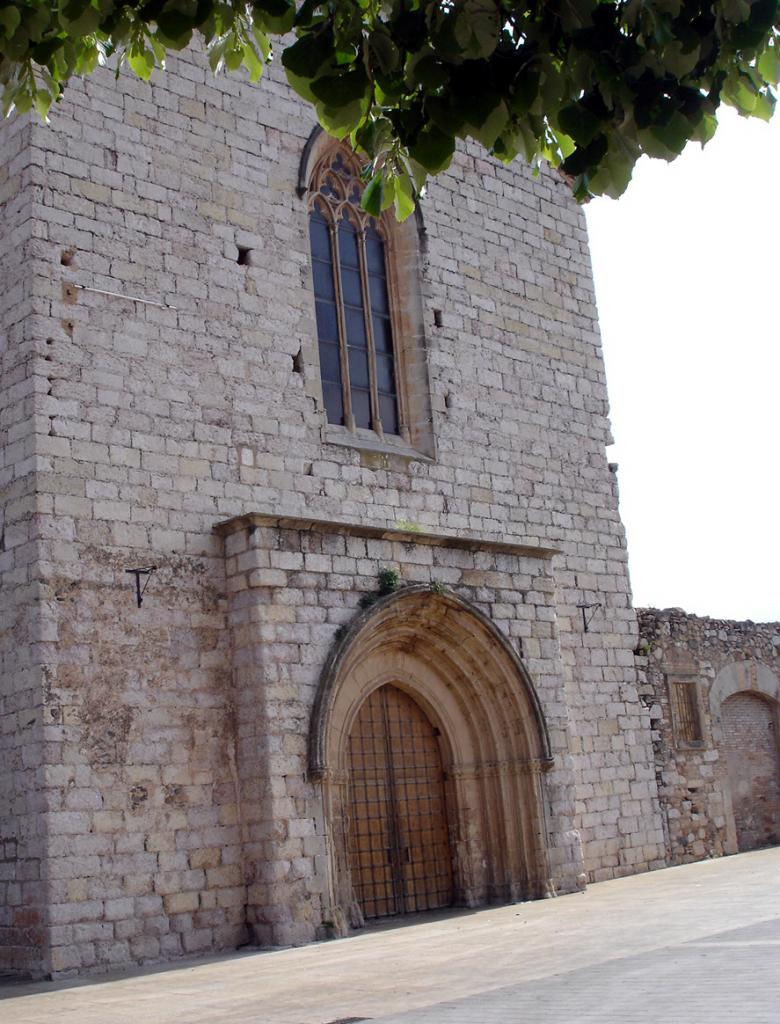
[638,609,780,865]
[0,113,49,976]
[1,46,664,977]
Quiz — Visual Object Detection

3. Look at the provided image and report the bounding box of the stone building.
[0,49,670,979]
[638,609,780,865]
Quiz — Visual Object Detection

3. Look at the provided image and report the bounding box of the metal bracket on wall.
[125,566,158,608]
[577,602,602,633]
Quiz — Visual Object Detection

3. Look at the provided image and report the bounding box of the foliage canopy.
[1,0,778,214]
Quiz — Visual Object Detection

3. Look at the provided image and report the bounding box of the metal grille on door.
[346,684,454,919]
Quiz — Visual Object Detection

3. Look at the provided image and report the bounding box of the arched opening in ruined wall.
[721,692,780,852]
[710,662,780,854]
[309,586,555,932]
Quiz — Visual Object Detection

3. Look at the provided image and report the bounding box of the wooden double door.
[346,684,454,919]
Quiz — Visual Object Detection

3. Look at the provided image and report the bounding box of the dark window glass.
[340,267,363,308]
[309,213,331,260]
[318,340,342,383]
[376,353,395,394]
[310,208,343,424]
[349,347,370,389]
[312,258,336,300]
[338,219,361,268]
[316,301,338,344]
[322,381,345,425]
[352,388,371,429]
[379,393,398,436]
[372,314,393,353]
[369,274,389,314]
[365,230,385,273]
[344,306,367,348]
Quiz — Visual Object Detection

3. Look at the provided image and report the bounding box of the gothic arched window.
[308,148,402,438]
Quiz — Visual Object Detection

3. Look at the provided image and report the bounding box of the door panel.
[347,685,453,919]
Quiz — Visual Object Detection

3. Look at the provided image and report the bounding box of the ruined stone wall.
[0,113,50,977]
[638,609,780,865]
[2,46,663,977]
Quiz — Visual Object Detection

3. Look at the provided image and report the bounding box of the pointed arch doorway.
[347,684,453,919]
[310,586,558,934]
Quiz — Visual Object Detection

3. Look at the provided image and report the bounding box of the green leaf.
[33,88,52,121]
[751,91,776,121]
[207,36,229,72]
[587,139,634,199]
[379,175,396,212]
[127,46,156,80]
[660,41,701,79]
[253,0,295,35]
[155,0,201,44]
[251,24,271,62]
[409,124,455,174]
[281,27,334,78]
[454,0,500,60]
[467,97,508,149]
[510,69,541,118]
[405,156,429,194]
[690,111,717,146]
[393,169,415,221]
[425,96,467,135]
[310,66,369,106]
[369,28,400,76]
[406,53,449,90]
[224,45,243,71]
[355,116,393,158]
[551,128,576,160]
[561,133,608,176]
[723,70,758,114]
[242,40,264,82]
[757,43,780,86]
[0,6,21,38]
[363,171,384,215]
[640,111,692,158]
[317,95,369,135]
[284,67,318,103]
[558,102,602,146]
[13,89,32,114]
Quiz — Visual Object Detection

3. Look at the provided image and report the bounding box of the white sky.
[585,107,780,623]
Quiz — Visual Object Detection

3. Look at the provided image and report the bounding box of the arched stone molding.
[708,660,780,854]
[296,124,428,246]
[309,585,557,934]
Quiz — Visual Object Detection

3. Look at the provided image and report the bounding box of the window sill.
[673,739,706,750]
[322,425,434,463]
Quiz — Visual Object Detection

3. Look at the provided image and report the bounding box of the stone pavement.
[3,848,779,1024]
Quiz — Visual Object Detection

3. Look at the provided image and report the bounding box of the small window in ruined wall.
[668,675,705,747]
[304,137,435,459]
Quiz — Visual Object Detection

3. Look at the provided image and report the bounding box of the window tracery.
[308,147,403,440]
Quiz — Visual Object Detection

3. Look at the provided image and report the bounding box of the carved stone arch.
[297,124,428,245]
[309,585,555,934]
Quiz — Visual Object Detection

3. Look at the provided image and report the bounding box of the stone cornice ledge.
[214,513,560,560]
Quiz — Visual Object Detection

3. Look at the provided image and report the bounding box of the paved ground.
[3,848,779,1024]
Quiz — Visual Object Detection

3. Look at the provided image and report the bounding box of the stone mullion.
[381,234,411,444]
[329,210,355,431]
[357,226,382,437]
